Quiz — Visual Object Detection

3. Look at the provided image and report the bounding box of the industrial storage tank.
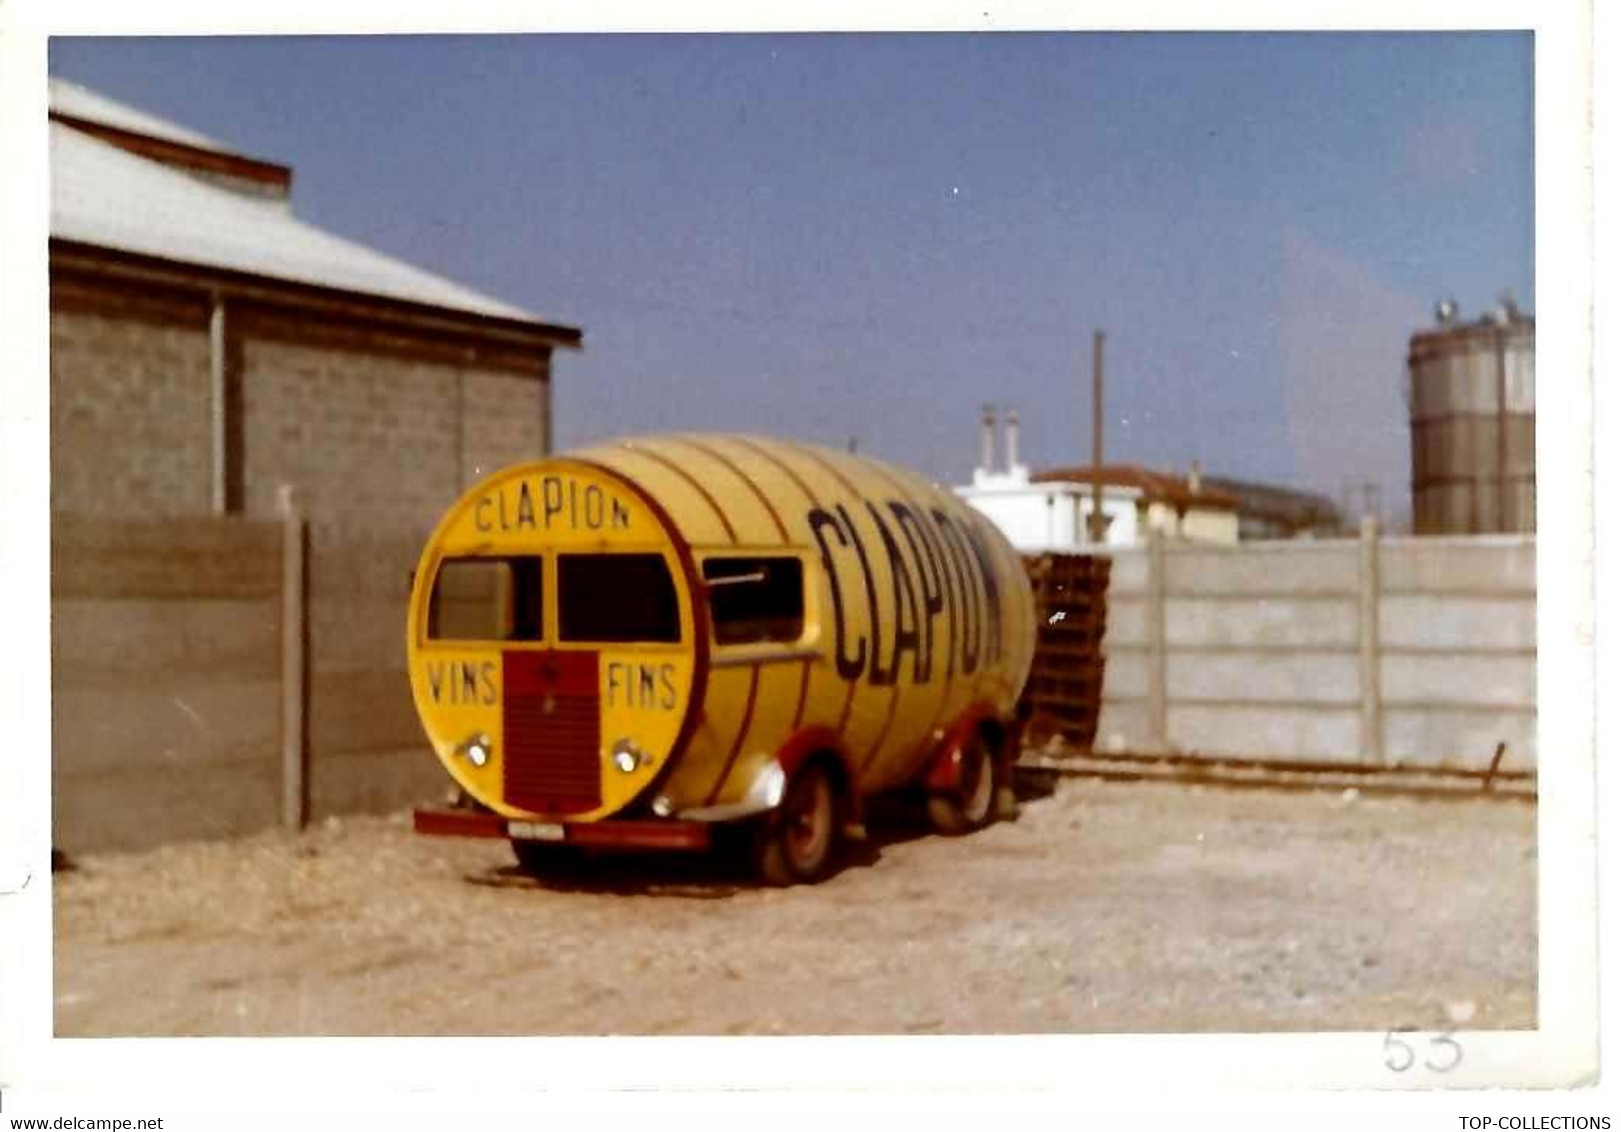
[1407,296,1535,535]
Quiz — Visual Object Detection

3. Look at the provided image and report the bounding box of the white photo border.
[0,0,1598,1108]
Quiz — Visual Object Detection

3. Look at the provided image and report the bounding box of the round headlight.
[457,733,491,768]
[611,737,643,773]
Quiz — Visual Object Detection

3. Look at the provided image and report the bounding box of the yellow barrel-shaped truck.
[408,433,1036,883]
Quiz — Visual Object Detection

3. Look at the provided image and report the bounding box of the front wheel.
[752,760,840,886]
[925,730,998,835]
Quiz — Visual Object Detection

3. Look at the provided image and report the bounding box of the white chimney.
[979,404,997,474]
[1004,406,1021,475]
[1188,460,1203,494]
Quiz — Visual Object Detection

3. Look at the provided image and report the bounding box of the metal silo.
[1407,296,1535,535]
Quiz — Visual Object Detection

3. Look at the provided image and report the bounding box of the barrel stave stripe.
[619,440,739,544]
[672,435,790,545]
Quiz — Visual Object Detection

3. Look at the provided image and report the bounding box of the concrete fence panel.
[52,597,279,676]
[306,535,440,818]
[1381,652,1539,710]
[1104,548,1148,594]
[1165,596,1359,649]
[1166,544,1359,596]
[1167,703,1363,763]
[309,594,412,675]
[1379,537,1536,595]
[1383,706,1537,771]
[52,514,287,853]
[1380,594,1536,651]
[1093,529,1537,772]
[52,509,450,854]
[50,514,281,600]
[1168,650,1361,705]
[1100,647,1151,700]
[59,763,284,855]
[1103,596,1149,647]
[308,669,425,758]
[54,675,280,776]
[1094,699,1154,753]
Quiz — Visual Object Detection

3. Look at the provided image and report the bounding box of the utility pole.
[1493,315,1509,533]
[1088,329,1107,543]
[1361,481,1382,528]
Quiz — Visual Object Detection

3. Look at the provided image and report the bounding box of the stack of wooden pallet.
[1021,552,1111,750]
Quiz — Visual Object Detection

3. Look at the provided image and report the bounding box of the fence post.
[1358,516,1386,766]
[209,292,227,514]
[1146,525,1169,753]
[277,484,310,830]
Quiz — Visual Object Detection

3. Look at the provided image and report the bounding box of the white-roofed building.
[49,78,583,830]
[49,76,580,525]
[50,76,235,152]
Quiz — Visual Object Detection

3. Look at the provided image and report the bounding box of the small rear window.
[428,556,543,641]
[703,557,805,645]
[557,554,681,643]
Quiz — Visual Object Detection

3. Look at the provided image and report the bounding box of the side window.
[428,556,544,642]
[703,557,805,645]
[557,553,682,643]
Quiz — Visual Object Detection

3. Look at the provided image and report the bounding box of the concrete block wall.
[462,369,552,486]
[49,281,214,517]
[240,337,463,536]
[1096,530,1536,772]
[51,515,286,853]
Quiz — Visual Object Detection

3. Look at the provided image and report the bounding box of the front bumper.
[413,806,712,851]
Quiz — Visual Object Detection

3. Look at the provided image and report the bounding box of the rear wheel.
[925,730,997,835]
[753,760,840,886]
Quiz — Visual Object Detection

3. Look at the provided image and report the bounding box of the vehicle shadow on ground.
[459,764,1063,899]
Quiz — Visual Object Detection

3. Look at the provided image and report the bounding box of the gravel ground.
[52,776,1536,1036]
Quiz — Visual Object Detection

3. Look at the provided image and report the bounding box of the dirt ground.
[52,774,1536,1036]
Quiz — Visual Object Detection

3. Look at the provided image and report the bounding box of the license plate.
[508,820,566,842]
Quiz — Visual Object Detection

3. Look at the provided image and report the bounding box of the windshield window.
[428,556,544,641]
[557,553,681,643]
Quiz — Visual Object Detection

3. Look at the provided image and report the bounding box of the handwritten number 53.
[1384,1030,1463,1073]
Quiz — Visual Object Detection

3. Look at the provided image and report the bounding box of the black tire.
[925,730,998,836]
[752,760,840,886]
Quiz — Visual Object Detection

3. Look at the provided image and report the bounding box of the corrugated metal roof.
[50,120,536,322]
[48,77,234,154]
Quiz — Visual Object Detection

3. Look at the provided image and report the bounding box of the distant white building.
[955,408,1241,552]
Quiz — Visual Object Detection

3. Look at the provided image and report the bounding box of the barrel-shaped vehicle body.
[407,433,1036,881]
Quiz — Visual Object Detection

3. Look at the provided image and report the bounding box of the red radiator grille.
[502,650,602,815]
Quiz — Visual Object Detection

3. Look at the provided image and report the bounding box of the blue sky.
[49,33,1533,521]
